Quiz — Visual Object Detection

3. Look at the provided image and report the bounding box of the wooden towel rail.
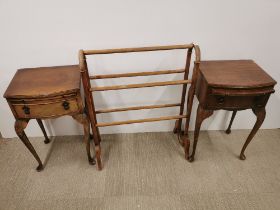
[96,115,187,127]
[79,43,201,170]
[95,103,181,114]
[91,80,191,91]
[83,44,194,55]
[90,68,185,79]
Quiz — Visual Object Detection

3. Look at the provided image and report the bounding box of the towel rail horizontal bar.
[96,103,181,114]
[91,79,191,91]
[90,69,185,80]
[96,115,187,127]
[84,44,194,55]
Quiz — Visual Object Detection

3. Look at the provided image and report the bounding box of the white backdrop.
[0,0,279,138]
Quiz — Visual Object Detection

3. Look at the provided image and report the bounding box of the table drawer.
[206,94,269,109]
[11,96,80,119]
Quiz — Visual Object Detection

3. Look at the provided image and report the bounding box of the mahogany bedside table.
[4,65,95,171]
[188,60,276,162]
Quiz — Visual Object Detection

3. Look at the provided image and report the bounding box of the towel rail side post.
[174,46,194,137]
[183,45,201,160]
[79,50,103,170]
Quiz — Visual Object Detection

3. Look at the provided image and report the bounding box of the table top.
[199,60,276,89]
[4,65,81,99]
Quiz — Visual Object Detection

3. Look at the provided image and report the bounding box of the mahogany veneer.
[4,65,95,171]
[188,60,277,162]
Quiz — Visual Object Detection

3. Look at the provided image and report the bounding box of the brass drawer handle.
[22,105,30,114]
[62,101,70,110]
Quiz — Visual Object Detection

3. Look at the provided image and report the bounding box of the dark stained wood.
[225,111,237,134]
[199,60,276,89]
[239,107,266,160]
[4,65,95,171]
[189,60,276,162]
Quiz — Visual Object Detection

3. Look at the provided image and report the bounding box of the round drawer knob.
[62,101,70,110]
[22,105,30,114]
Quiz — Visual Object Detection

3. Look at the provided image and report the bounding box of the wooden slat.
[90,69,185,80]
[96,103,181,114]
[91,79,191,91]
[96,115,187,127]
[84,44,194,55]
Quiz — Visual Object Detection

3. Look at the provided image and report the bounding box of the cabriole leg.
[239,107,266,160]
[15,120,44,171]
[188,104,213,162]
[225,111,237,134]
[36,119,50,144]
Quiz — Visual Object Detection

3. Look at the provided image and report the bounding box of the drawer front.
[11,97,81,119]
[206,94,269,110]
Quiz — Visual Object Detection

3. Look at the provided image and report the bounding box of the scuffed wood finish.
[80,44,199,170]
[189,60,276,162]
[4,66,94,171]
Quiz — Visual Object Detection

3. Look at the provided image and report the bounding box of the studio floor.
[0,129,280,210]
